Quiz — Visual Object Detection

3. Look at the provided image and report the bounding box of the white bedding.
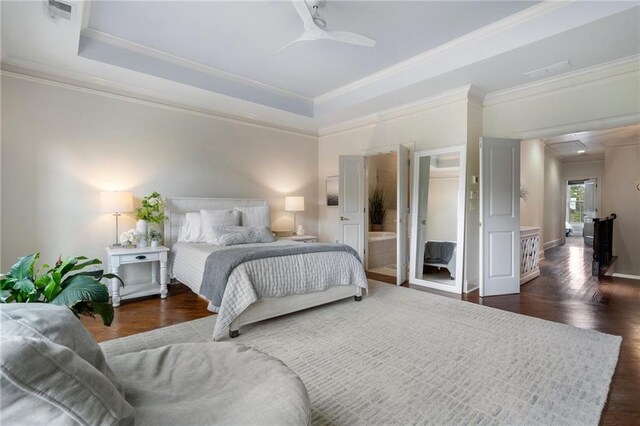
[171,241,368,338]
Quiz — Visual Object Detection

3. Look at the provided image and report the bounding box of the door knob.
[421,220,426,225]
[340,216,350,221]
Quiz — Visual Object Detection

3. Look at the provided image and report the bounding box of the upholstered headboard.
[164,197,268,249]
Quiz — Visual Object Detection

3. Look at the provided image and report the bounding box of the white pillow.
[213,226,277,246]
[201,209,241,244]
[177,212,206,243]
[236,205,271,227]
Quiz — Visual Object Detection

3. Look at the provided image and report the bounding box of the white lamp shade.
[100,191,133,213]
[284,196,305,212]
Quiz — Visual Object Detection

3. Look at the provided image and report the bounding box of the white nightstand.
[278,235,318,243]
[105,246,169,307]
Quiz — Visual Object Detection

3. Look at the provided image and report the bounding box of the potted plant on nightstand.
[135,191,168,247]
[369,186,387,232]
[148,229,162,247]
[0,253,122,326]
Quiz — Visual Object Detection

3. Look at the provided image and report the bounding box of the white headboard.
[164,197,268,249]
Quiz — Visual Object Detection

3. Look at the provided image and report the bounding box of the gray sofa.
[0,304,311,425]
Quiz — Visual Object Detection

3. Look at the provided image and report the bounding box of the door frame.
[409,144,467,294]
[360,142,414,282]
[562,175,601,242]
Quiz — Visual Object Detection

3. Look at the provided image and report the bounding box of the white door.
[584,178,597,218]
[480,137,520,297]
[396,145,409,285]
[339,156,366,261]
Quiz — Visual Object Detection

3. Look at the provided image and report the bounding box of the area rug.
[101,281,621,425]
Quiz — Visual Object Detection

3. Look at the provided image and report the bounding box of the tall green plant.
[369,186,387,225]
[0,253,121,326]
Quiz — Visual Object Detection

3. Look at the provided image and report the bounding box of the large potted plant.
[369,186,387,232]
[0,253,121,326]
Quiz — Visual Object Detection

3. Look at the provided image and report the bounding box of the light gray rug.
[101,282,621,425]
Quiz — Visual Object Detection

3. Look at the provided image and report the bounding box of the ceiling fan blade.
[325,30,376,47]
[291,0,316,29]
[276,32,314,54]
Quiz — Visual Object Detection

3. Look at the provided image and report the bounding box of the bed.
[165,197,368,339]
[423,241,457,279]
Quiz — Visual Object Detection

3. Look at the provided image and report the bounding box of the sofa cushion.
[0,336,135,426]
[108,342,310,426]
[0,303,123,395]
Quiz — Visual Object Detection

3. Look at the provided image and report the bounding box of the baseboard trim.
[543,239,562,251]
[612,273,640,281]
[465,286,479,294]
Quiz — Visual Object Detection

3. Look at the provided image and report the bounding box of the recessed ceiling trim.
[312,1,637,118]
[80,28,312,104]
[313,0,638,106]
[484,54,640,106]
[0,59,319,137]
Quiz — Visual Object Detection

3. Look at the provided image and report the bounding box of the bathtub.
[368,231,397,242]
[368,232,397,269]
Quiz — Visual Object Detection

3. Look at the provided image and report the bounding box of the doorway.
[409,146,466,293]
[565,178,598,245]
[338,144,411,285]
[366,153,398,278]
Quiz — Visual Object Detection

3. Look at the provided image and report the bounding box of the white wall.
[1,75,318,280]
[603,143,640,276]
[464,100,482,291]
[483,65,640,138]
[520,139,546,237]
[318,99,468,244]
[543,150,563,248]
[426,178,459,242]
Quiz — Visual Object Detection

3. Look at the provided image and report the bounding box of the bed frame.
[164,197,362,339]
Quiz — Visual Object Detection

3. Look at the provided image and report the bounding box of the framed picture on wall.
[326,176,339,206]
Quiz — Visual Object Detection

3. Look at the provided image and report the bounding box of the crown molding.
[484,55,640,106]
[517,113,640,141]
[313,1,565,104]
[81,28,312,104]
[0,59,319,138]
[318,85,475,137]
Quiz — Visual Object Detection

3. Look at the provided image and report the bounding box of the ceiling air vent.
[44,0,72,21]
[524,60,572,80]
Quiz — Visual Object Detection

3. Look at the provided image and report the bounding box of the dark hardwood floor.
[83,237,640,424]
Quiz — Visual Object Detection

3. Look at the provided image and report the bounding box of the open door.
[584,178,597,218]
[396,145,409,285]
[339,156,366,261]
[479,137,520,297]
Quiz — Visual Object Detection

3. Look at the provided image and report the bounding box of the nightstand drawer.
[120,252,160,264]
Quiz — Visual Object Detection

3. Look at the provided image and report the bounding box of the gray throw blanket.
[200,243,361,306]
[424,241,456,264]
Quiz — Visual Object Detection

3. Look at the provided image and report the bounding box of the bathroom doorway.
[366,152,398,278]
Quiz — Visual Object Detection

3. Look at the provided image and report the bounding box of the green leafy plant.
[136,191,167,224]
[0,253,122,326]
[369,186,387,225]
[147,229,162,243]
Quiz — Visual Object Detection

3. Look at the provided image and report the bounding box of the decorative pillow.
[235,205,271,227]
[0,336,135,426]
[201,209,241,244]
[0,303,124,395]
[216,226,277,246]
[177,212,206,243]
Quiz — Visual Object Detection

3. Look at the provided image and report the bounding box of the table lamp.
[284,196,305,235]
[101,191,133,246]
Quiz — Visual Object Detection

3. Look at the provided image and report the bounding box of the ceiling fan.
[277,0,376,53]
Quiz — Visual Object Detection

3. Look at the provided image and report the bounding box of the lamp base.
[112,242,123,247]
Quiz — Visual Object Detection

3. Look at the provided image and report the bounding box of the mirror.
[411,147,466,293]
